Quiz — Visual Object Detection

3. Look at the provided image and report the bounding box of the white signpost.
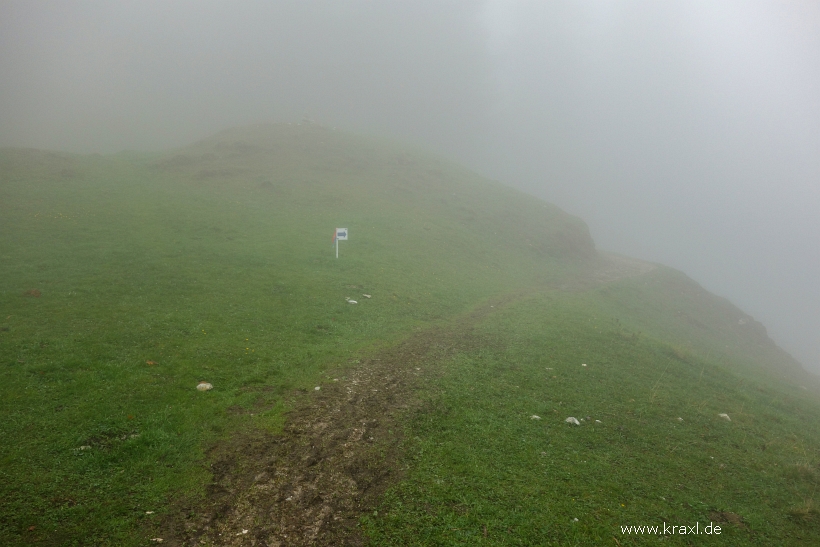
[334,227,348,258]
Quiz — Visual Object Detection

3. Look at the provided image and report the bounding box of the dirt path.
[160,254,654,546]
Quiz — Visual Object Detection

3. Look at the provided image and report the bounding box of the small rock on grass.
[718,413,731,421]
[530,415,541,420]
[565,417,581,426]
[196,382,213,391]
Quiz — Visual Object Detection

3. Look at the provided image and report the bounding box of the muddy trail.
[159,254,653,546]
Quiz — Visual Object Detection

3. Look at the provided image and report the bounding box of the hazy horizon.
[2,0,818,372]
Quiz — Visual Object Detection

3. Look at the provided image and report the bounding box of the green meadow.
[1,124,819,545]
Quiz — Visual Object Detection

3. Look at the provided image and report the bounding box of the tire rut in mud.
[162,305,504,546]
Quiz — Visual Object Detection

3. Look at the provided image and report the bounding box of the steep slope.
[0,123,816,546]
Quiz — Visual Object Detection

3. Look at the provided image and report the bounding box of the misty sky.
[1,0,818,371]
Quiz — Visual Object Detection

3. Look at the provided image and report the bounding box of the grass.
[1,124,818,545]
[0,125,586,544]
[364,292,820,545]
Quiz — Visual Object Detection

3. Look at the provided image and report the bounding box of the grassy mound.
[0,124,816,545]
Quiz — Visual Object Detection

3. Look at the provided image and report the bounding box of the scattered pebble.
[362,294,371,298]
[530,415,541,420]
[677,417,684,422]
[150,540,163,543]
[581,363,587,367]
[348,300,358,304]
[572,518,579,522]
[565,417,581,426]
[595,419,602,423]
[718,413,731,421]
[145,511,154,515]
[196,382,213,391]
[78,445,91,451]
[314,386,321,391]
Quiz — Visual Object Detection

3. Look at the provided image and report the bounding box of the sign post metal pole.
[335,228,347,258]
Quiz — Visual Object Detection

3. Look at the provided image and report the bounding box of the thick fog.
[2,0,818,372]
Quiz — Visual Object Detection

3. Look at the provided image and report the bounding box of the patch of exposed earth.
[158,255,654,546]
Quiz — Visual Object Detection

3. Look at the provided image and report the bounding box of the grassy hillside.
[1,123,818,546]
[365,285,820,546]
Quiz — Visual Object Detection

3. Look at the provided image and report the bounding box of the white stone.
[718,413,731,421]
[565,417,581,426]
[196,382,213,391]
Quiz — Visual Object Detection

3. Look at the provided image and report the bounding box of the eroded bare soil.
[159,255,654,546]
